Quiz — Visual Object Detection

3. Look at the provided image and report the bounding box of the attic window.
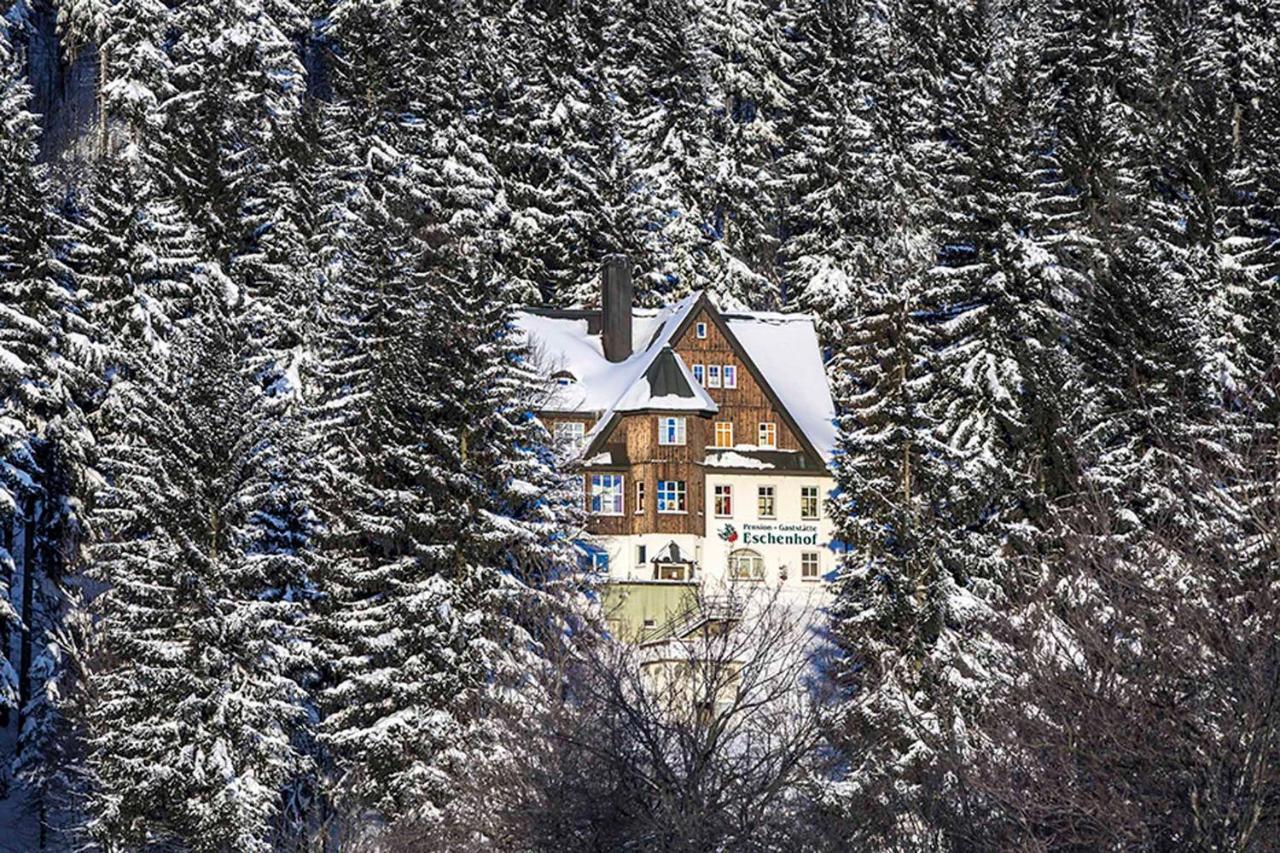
[552,370,577,386]
[696,322,708,339]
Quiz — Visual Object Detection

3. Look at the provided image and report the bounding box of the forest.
[0,0,1278,849]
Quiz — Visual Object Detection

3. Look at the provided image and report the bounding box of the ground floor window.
[801,551,820,580]
[656,563,689,581]
[657,480,687,513]
[728,548,764,581]
[801,485,820,519]
[757,485,775,519]
[714,484,733,517]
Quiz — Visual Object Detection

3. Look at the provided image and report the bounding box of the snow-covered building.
[516,258,838,638]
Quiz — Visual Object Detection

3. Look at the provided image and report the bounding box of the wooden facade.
[672,307,805,454]
[575,302,822,539]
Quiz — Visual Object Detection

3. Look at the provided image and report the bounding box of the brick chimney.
[602,255,633,363]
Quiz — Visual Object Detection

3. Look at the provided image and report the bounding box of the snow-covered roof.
[515,292,837,464]
[722,311,838,463]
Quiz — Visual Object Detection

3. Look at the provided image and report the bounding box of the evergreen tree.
[82,293,308,851]
[699,0,792,308]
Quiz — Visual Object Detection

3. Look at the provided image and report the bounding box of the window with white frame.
[801,485,820,519]
[658,416,686,445]
[728,549,764,580]
[714,421,734,448]
[707,365,722,388]
[692,364,704,384]
[635,481,646,514]
[590,474,625,515]
[714,484,733,517]
[657,480,687,513]
[757,485,775,518]
[554,421,585,442]
[801,551,820,580]
[723,365,737,388]
[696,321,708,339]
[758,422,777,448]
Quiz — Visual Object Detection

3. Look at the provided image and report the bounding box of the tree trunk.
[17,496,37,732]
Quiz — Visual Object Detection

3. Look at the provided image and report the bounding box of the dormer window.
[551,370,577,386]
[696,321,708,339]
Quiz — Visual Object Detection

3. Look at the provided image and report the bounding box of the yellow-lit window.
[714,421,734,448]
[758,422,777,448]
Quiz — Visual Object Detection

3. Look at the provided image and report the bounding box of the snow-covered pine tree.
[486,0,635,306]
[82,285,308,851]
[1,15,98,837]
[1190,0,1280,418]
[779,0,876,343]
[0,15,47,727]
[602,0,716,302]
[698,0,792,309]
[918,2,1079,602]
[70,154,196,375]
[820,0,974,840]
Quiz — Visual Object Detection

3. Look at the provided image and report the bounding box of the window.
[551,370,577,386]
[635,481,646,514]
[657,563,688,581]
[801,552,820,580]
[728,549,764,581]
[801,485,820,520]
[707,365,722,388]
[636,544,648,566]
[590,474,625,515]
[758,422,777,448]
[554,421,585,442]
[692,364,704,384]
[714,421,734,448]
[696,321,708,339]
[658,416,686,446]
[657,480,687,513]
[757,486,775,519]
[714,484,733,517]
[723,365,737,388]
[593,551,609,571]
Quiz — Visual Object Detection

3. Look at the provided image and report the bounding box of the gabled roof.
[514,292,837,466]
[612,347,717,415]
